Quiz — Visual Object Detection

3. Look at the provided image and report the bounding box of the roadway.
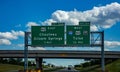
[0,50,120,59]
[53,68,79,72]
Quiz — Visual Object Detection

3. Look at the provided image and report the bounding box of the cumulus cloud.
[42,2,120,31]
[26,22,39,27]
[0,32,17,40]
[26,22,39,31]
[11,30,24,37]
[105,41,120,48]
[0,30,24,40]
[0,39,11,45]
[0,30,24,45]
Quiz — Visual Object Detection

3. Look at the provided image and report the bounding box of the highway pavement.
[54,68,79,72]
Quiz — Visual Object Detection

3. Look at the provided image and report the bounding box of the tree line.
[0,58,35,66]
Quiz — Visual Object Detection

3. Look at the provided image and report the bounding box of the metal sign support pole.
[24,32,28,72]
[101,31,105,72]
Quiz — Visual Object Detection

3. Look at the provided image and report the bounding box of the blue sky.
[0,0,120,66]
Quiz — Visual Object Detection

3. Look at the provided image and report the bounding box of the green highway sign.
[31,26,64,46]
[31,22,90,46]
[66,23,90,45]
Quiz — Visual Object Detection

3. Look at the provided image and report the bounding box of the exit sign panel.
[31,26,64,46]
[66,25,90,45]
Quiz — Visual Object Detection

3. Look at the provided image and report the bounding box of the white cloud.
[26,22,39,31]
[11,30,24,37]
[17,44,46,50]
[105,41,120,48]
[26,22,39,27]
[0,30,24,40]
[90,25,98,31]
[0,39,11,45]
[42,2,120,31]
[0,30,24,46]
[0,32,17,39]
[42,19,56,26]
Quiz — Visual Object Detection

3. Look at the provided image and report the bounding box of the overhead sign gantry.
[24,22,105,72]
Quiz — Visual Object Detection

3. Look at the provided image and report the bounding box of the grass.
[93,59,120,72]
[0,64,24,72]
[75,59,120,72]
[75,65,100,72]
[0,64,63,72]
[105,59,120,72]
